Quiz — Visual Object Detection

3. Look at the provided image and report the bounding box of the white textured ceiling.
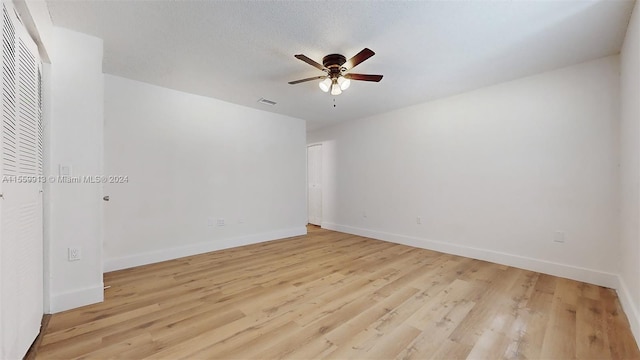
[46,0,635,131]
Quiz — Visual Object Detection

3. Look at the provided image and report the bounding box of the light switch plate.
[59,164,72,176]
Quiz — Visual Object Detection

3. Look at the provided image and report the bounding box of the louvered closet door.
[1,3,43,359]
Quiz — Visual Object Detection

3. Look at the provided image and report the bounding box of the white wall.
[103,75,307,271]
[619,0,640,342]
[309,56,621,288]
[46,27,104,313]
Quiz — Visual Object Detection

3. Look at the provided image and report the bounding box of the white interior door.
[307,144,322,226]
[1,3,44,359]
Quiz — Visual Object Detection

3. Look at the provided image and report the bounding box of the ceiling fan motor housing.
[323,54,347,77]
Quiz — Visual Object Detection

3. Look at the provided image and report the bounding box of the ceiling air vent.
[257,98,276,106]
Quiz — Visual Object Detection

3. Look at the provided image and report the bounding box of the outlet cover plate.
[68,247,81,261]
[553,231,566,243]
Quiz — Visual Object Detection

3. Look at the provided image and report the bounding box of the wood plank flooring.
[34,226,640,359]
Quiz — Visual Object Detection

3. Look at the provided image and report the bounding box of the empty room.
[1,0,639,359]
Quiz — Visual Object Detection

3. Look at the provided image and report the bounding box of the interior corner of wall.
[616,275,640,346]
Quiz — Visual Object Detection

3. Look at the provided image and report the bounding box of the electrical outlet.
[553,231,566,243]
[416,217,422,224]
[68,247,81,261]
[217,218,225,227]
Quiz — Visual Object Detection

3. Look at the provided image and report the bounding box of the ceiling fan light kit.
[337,76,350,90]
[319,77,332,92]
[330,78,342,95]
[289,48,383,96]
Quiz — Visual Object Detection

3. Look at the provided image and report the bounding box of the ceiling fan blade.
[294,54,326,71]
[288,75,327,85]
[344,48,375,70]
[344,73,383,82]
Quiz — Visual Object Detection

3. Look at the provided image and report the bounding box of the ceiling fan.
[288,48,383,96]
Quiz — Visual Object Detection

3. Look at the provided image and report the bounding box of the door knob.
[103,196,110,201]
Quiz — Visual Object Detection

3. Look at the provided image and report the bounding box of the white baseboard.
[616,276,640,345]
[321,222,619,289]
[104,227,308,272]
[49,284,104,313]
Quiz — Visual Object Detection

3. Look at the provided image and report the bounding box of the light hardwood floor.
[35,226,639,359]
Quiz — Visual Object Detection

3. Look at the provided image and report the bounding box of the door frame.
[307,143,322,226]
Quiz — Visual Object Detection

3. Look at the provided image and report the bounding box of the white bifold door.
[1,3,44,359]
[307,144,322,226]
